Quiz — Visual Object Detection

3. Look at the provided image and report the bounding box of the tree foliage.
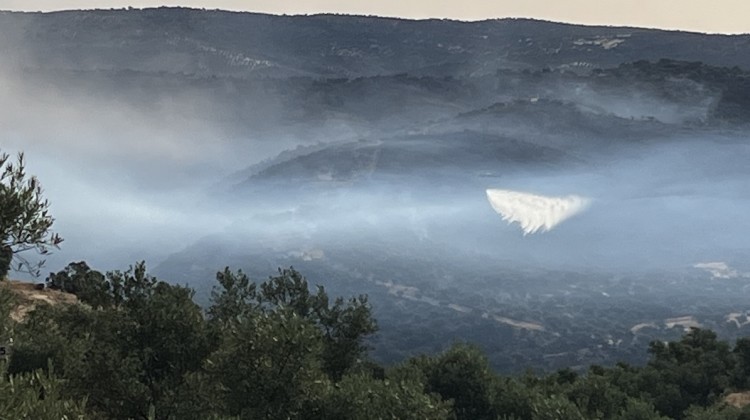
[10,262,211,419]
[644,328,734,418]
[46,261,111,308]
[407,343,500,420]
[206,309,327,418]
[0,363,88,419]
[0,151,62,278]
[6,261,750,419]
[314,372,452,420]
[209,267,378,380]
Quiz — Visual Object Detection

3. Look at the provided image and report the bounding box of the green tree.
[612,398,669,420]
[683,404,742,420]
[208,267,258,323]
[167,371,228,420]
[209,267,378,380]
[10,262,211,419]
[0,151,62,278]
[314,372,452,420]
[46,261,111,308]
[492,377,540,419]
[565,371,630,418]
[645,328,734,418]
[732,337,750,389]
[529,394,586,420]
[408,343,499,420]
[206,309,328,419]
[0,364,88,419]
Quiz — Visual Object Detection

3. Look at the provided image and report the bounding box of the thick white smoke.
[486,189,590,235]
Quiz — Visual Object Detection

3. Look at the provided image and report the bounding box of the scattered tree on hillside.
[0,151,62,278]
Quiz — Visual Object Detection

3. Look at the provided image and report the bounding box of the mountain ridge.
[2,7,746,36]
[3,8,750,79]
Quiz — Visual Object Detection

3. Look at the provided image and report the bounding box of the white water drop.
[486,189,590,235]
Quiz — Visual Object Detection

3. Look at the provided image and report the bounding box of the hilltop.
[0,280,77,321]
[2,8,750,78]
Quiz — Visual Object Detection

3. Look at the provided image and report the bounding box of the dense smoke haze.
[1,65,235,270]
[2,51,750,276]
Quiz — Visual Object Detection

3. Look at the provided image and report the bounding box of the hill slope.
[1,280,77,321]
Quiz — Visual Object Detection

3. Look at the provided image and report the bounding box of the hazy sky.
[2,0,749,34]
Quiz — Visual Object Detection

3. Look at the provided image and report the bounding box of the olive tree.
[0,151,62,278]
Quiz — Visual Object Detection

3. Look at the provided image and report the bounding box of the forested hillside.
[3,263,750,419]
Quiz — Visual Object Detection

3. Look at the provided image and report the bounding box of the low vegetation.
[0,261,749,419]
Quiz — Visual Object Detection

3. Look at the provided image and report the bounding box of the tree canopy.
[2,262,750,418]
[0,151,62,278]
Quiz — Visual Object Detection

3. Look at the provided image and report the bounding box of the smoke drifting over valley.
[0,64,240,268]
[3,7,750,371]
[1,13,748,270]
